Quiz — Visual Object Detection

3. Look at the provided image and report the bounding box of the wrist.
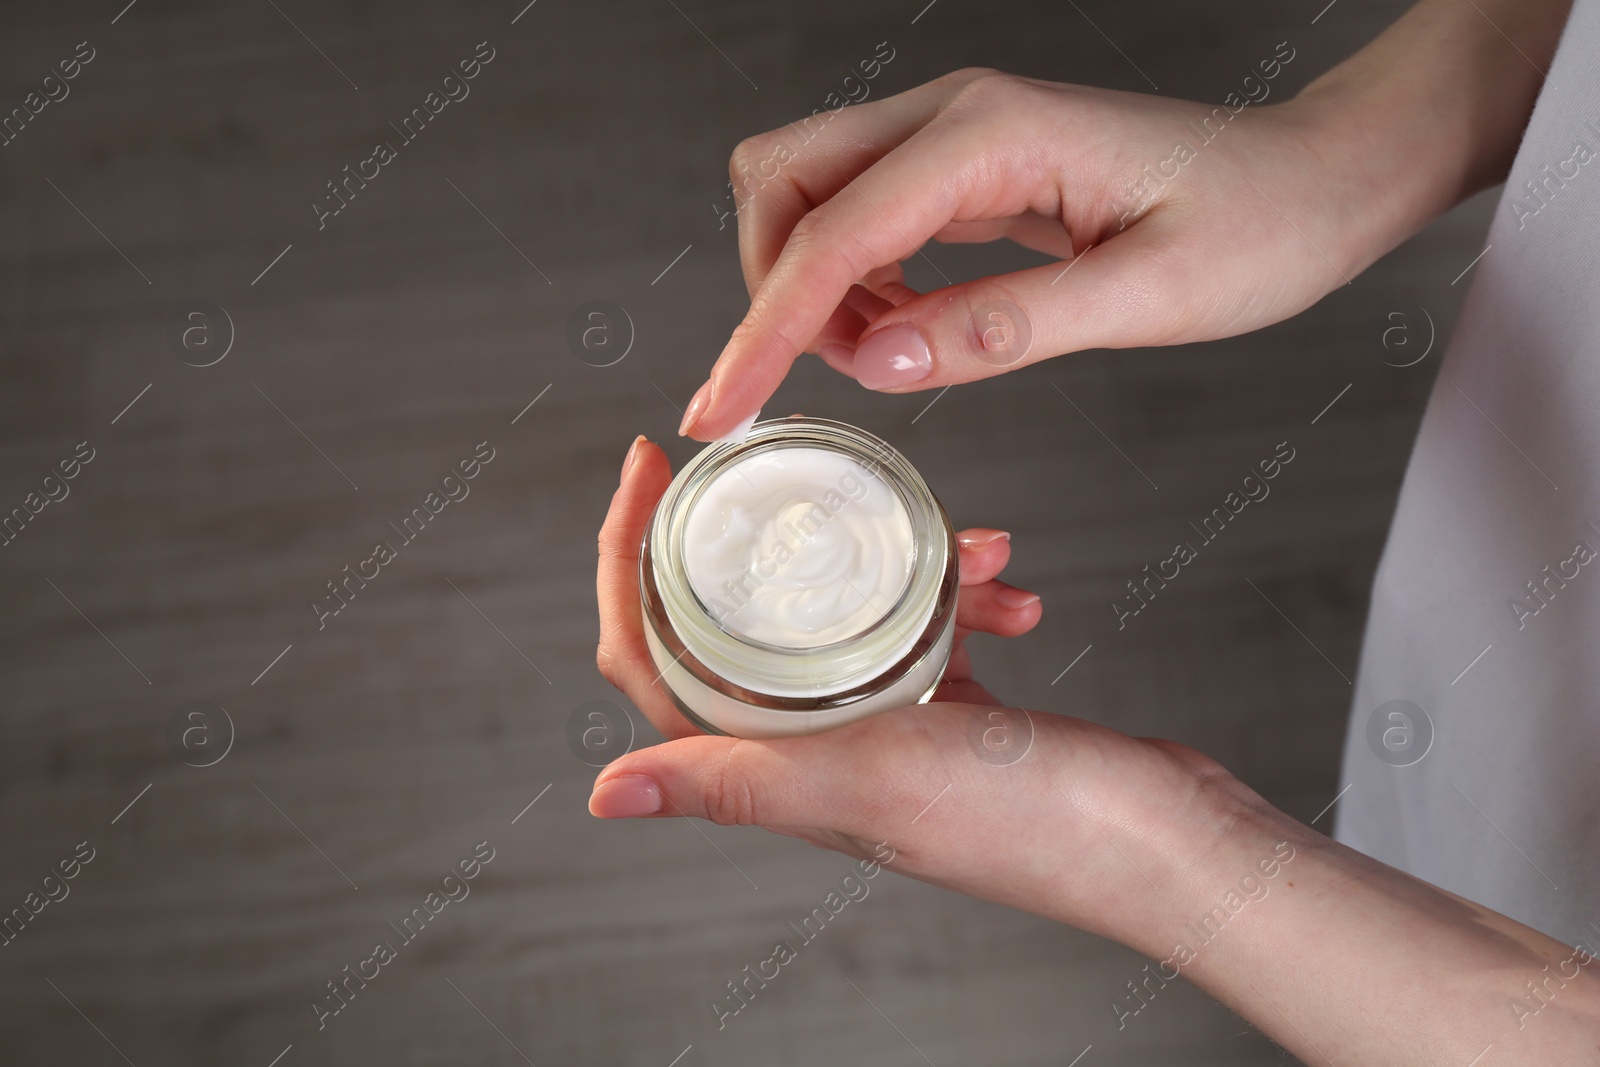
[1270,86,1455,277]
[1093,759,1314,962]
[1281,0,1569,271]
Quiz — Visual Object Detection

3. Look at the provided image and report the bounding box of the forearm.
[1292,0,1572,269]
[1116,782,1600,1064]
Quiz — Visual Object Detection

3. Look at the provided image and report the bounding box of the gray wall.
[0,0,1486,1063]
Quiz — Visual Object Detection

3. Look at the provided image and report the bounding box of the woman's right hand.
[681,63,1406,440]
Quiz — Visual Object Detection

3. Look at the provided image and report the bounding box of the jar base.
[643,618,954,739]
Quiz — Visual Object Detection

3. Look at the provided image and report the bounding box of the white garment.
[1336,0,1600,949]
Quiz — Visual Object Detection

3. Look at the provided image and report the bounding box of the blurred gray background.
[0,0,1489,1064]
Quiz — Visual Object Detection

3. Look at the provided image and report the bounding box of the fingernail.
[589,774,662,818]
[853,324,932,391]
[621,435,646,481]
[995,586,1040,610]
[679,381,711,437]
[957,529,1011,549]
[817,342,854,368]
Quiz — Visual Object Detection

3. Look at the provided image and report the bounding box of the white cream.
[682,446,914,648]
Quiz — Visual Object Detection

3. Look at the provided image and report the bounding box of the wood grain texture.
[0,0,1484,1063]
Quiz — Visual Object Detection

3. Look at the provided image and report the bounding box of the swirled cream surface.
[683,446,914,648]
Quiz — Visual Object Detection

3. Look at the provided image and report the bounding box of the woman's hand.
[591,434,1237,945]
[615,5,1600,1062]
[680,65,1396,439]
[596,434,1043,741]
[679,0,1567,444]
[588,440,1600,1067]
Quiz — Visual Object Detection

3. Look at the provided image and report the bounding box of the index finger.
[683,117,985,440]
[730,68,991,299]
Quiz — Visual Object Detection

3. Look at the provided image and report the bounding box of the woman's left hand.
[591,435,1240,945]
[589,435,1600,1067]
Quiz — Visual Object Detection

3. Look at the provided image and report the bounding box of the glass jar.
[641,417,957,738]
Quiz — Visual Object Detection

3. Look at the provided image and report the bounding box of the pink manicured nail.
[679,382,711,437]
[590,774,662,818]
[957,529,1011,549]
[995,587,1040,610]
[853,324,932,391]
[621,435,646,481]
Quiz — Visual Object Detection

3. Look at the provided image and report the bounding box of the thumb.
[848,222,1186,392]
[588,733,867,828]
[587,707,979,831]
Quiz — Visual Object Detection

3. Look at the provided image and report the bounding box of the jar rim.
[642,417,956,702]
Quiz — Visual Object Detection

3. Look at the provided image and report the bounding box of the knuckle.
[729,132,784,181]
[739,291,818,362]
[704,740,759,826]
[784,207,876,285]
[595,645,624,689]
[596,513,637,563]
[785,206,830,249]
[942,66,1004,91]
[945,70,1024,114]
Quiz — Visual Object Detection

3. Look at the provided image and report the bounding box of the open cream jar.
[641,417,957,738]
